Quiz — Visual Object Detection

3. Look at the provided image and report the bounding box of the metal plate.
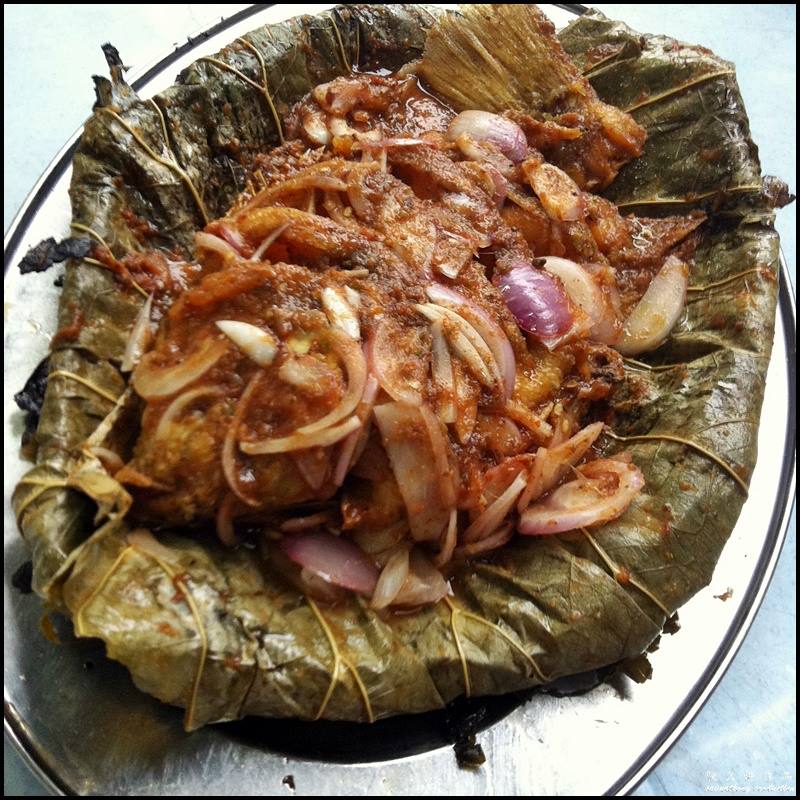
[3,4,796,795]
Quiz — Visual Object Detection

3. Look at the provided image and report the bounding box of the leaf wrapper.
[12,6,781,728]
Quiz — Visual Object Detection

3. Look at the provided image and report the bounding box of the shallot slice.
[371,546,411,609]
[241,415,361,455]
[281,530,379,596]
[526,162,585,222]
[430,319,456,424]
[373,402,452,542]
[540,257,620,344]
[367,318,426,407]
[498,262,574,346]
[518,458,644,535]
[416,304,495,389]
[195,231,238,260]
[132,337,228,400]
[296,329,367,435]
[391,548,450,606]
[120,294,154,373]
[216,320,279,367]
[426,284,516,401]
[154,386,223,440]
[517,421,605,511]
[617,256,688,356]
[463,471,527,543]
[332,373,380,487]
[321,286,361,340]
[447,111,527,163]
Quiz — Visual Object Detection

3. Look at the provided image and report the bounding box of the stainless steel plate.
[4,4,796,795]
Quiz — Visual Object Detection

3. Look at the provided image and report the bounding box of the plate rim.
[3,4,796,796]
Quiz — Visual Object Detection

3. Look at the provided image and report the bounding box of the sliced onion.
[154,386,223,440]
[392,548,450,606]
[291,448,332,491]
[281,511,335,532]
[526,162,585,222]
[426,284,516,401]
[463,471,527,543]
[216,493,238,547]
[453,360,478,444]
[517,421,605,511]
[241,415,361,455]
[333,373,380,487]
[222,371,263,507]
[416,304,494,389]
[120,294,154,373]
[504,400,554,444]
[321,286,361,340]
[617,255,688,356]
[132,337,228,400]
[540,257,619,344]
[373,402,452,542]
[454,523,513,558]
[424,303,502,392]
[281,531,379,595]
[357,136,428,150]
[434,508,459,568]
[251,222,291,262]
[301,108,331,146]
[216,320,279,367]
[498,263,574,343]
[430,319,456,423]
[518,458,644,535]
[367,318,426,407]
[371,546,411,609]
[447,111,527,162]
[296,329,367,435]
[218,222,249,255]
[195,231,239,260]
[419,403,457,508]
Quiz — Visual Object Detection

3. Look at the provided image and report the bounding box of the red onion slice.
[371,546,411,609]
[498,263,574,342]
[416,304,495,389]
[617,256,689,356]
[526,162,585,222]
[281,531,379,596]
[217,222,250,255]
[540,257,621,344]
[463,471,527,543]
[426,284,516,401]
[332,373,380,487]
[154,386,223,440]
[447,111,527,163]
[518,458,644,535]
[132,337,228,400]
[321,286,361,340]
[373,402,452,542]
[517,421,605,511]
[216,320,279,367]
[392,548,450,606]
[120,294,154,373]
[367,318,426,407]
[430,319,456,424]
[241,415,361,455]
[297,329,367,435]
[195,231,239,260]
